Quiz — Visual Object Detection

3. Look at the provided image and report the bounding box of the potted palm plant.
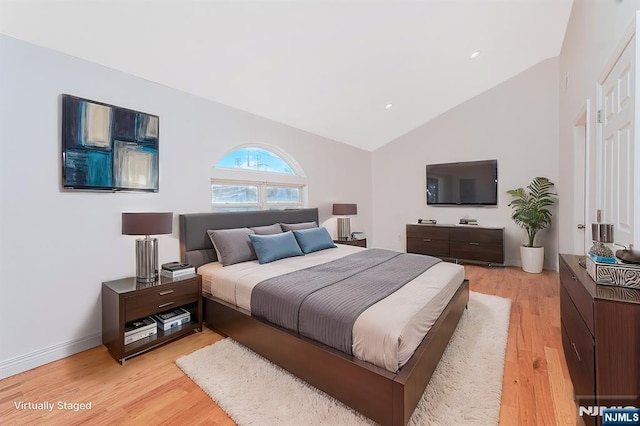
[507,177,557,273]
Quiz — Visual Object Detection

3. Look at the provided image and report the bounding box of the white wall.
[0,35,372,378]
[371,58,560,269]
[558,1,640,255]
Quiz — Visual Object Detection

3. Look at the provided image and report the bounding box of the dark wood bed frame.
[179,208,469,426]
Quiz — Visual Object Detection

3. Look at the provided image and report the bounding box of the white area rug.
[177,291,511,426]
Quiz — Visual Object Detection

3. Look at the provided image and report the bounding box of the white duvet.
[198,245,464,372]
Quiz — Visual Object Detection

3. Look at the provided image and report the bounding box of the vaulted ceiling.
[0,0,573,151]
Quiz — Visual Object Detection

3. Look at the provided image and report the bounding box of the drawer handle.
[158,302,174,308]
[423,239,432,242]
[159,290,175,296]
[571,275,577,281]
[571,342,581,362]
[469,242,480,246]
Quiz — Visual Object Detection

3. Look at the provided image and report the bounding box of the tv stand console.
[406,224,504,265]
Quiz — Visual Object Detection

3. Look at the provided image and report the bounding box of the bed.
[179,208,469,426]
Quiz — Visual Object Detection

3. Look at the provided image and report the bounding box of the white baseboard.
[0,333,102,380]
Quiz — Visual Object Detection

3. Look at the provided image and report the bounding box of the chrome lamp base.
[136,237,158,283]
[337,217,351,240]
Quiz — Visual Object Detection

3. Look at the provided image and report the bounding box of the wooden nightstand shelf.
[334,238,367,248]
[102,274,203,364]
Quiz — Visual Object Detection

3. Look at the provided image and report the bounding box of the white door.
[598,35,636,248]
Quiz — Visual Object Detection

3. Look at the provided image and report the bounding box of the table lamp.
[122,212,173,283]
[333,203,357,240]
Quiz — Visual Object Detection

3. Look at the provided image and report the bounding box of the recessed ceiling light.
[385,103,393,110]
[470,51,481,59]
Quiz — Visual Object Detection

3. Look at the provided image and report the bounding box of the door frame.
[573,100,591,255]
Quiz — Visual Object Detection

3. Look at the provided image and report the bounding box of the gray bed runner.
[250,248,441,354]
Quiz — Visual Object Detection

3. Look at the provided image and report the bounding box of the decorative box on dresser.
[406,224,504,265]
[559,254,640,426]
[102,274,203,364]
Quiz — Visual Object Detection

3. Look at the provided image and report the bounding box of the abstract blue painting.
[61,94,159,192]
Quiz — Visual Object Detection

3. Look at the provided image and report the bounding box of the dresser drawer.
[559,257,594,335]
[125,279,199,321]
[406,225,450,240]
[560,285,595,408]
[559,254,640,424]
[560,324,596,426]
[407,237,450,258]
[450,241,503,264]
[450,227,503,245]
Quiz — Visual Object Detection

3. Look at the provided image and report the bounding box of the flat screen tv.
[426,159,498,206]
[61,94,159,192]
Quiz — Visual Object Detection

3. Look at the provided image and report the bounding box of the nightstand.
[334,238,367,248]
[102,274,202,364]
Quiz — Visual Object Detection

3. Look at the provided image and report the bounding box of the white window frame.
[211,144,308,212]
[211,178,306,211]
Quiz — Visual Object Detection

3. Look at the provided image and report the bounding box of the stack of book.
[153,308,191,331]
[124,317,157,345]
[160,262,195,278]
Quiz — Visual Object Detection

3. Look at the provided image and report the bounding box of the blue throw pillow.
[293,227,337,254]
[249,231,304,264]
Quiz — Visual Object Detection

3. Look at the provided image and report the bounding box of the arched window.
[216,147,296,174]
[211,145,307,211]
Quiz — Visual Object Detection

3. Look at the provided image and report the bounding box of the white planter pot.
[520,246,544,273]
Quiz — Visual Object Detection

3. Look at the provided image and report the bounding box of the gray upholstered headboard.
[179,208,319,268]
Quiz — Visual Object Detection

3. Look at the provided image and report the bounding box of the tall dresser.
[559,254,640,425]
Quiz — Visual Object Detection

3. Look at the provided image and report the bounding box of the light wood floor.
[0,265,576,425]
